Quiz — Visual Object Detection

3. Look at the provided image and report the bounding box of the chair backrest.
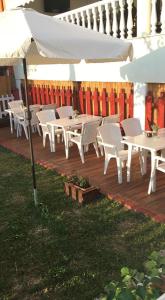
[98,123,124,155]
[8,100,23,109]
[42,104,56,111]
[81,120,101,145]
[102,114,119,125]
[36,109,56,124]
[121,118,142,136]
[56,106,74,118]
[30,106,41,125]
[158,128,165,137]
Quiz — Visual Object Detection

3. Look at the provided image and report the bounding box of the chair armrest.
[100,142,116,149]
[155,156,165,163]
[66,130,81,137]
[40,123,47,128]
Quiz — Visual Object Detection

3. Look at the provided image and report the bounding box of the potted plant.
[64,175,100,204]
[151,123,159,136]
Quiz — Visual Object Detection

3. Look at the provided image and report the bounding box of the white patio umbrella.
[0,8,132,205]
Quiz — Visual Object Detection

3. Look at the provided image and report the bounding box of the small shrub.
[98,250,165,300]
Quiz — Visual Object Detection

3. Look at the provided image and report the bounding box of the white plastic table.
[122,134,165,194]
[47,114,102,156]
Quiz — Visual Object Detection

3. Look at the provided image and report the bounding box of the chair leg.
[142,148,148,174]
[66,134,69,159]
[93,142,99,158]
[99,145,104,156]
[23,125,29,139]
[43,132,47,147]
[57,134,61,143]
[16,124,20,137]
[139,148,144,175]
[116,158,122,184]
[104,154,110,175]
[84,145,89,152]
[78,144,85,163]
[37,124,41,136]
[48,133,55,152]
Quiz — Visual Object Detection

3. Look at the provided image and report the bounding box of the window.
[44,0,70,13]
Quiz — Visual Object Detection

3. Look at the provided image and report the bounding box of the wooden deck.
[1,126,165,222]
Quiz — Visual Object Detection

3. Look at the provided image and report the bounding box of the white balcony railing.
[55,0,165,39]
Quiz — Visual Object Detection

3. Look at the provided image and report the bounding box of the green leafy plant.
[66,175,90,189]
[151,123,159,133]
[98,251,165,300]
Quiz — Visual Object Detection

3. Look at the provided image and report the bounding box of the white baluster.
[151,0,157,35]
[81,11,86,28]
[98,5,104,33]
[70,14,75,24]
[66,15,71,23]
[161,0,165,34]
[76,12,81,26]
[112,1,118,37]
[127,0,133,38]
[105,3,111,35]
[86,9,92,29]
[119,0,125,39]
[92,6,98,32]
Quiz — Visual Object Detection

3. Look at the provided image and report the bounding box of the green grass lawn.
[1,146,165,300]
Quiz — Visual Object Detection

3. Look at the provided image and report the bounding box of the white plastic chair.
[56,106,74,118]
[98,114,120,156]
[150,155,165,193]
[121,117,148,174]
[42,104,56,111]
[16,106,41,139]
[102,114,120,125]
[121,117,142,137]
[36,109,63,151]
[8,100,24,132]
[8,100,23,109]
[98,123,140,184]
[157,128,165,157]
[66,120,101,163]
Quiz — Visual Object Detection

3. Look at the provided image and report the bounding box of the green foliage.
[99,250,165,300]
[151,124,159,133]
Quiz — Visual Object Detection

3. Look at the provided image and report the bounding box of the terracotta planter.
[64,182,100,204]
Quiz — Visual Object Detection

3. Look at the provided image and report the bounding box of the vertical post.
[0,0,4,11]
[136,0,152,36]
[22,58,38,206]
[134,82,147,130]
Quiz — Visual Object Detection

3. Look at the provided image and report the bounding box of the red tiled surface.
[1,126,165,223]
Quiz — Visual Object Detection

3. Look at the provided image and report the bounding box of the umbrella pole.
[22,58,38,206]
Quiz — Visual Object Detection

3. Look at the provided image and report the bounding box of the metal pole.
[22,58,38,206]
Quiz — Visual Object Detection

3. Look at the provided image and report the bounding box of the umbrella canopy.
[0,7,132,66]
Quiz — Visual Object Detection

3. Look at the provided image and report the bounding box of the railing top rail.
[54,0,118,18]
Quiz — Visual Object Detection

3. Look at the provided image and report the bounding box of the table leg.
[148,150,156,194]
[127,144,132,182]
[63,128,68,158]
[10,112,13,134]
[51,126,55,152]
